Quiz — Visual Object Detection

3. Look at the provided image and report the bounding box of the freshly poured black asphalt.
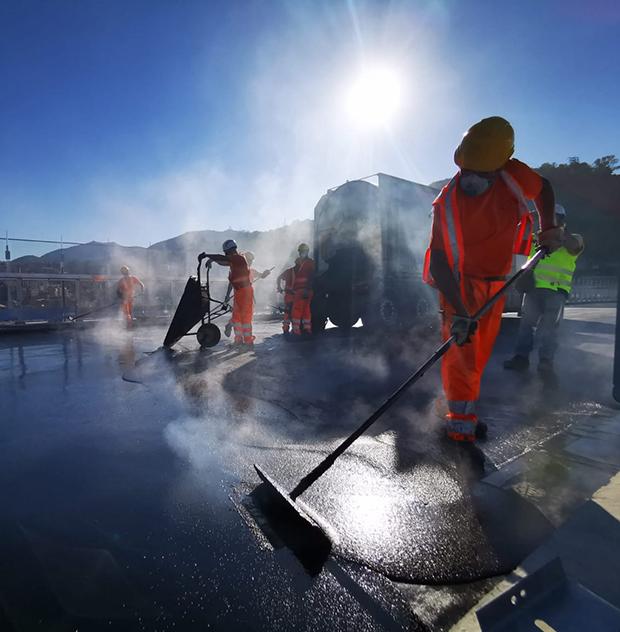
[0,309,614,630]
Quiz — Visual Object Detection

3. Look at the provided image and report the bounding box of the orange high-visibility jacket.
[292,258,315,291]
[423,162,538,296]
[117,275,142,300]
[228,254,251,289]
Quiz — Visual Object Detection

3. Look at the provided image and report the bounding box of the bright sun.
[344,64,403,129]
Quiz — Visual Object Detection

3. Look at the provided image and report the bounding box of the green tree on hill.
[536,156,619,273]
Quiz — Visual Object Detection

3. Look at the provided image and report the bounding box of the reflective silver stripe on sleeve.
[500,170,529,216]
[444,178,460,281]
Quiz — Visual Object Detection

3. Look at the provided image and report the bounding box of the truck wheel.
[380,298,399,327]
[328,303,359,329]
[312,313,327,334]
[329,313,359,329]
[311,295,328,334]
[361,298,397,330]
[397,296,437,328]
[365,295,436,330]
[414,297,432,319]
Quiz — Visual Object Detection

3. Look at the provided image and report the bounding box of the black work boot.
[503,354,529,371]
[475,420,488,440]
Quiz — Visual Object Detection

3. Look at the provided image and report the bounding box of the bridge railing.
[568,276,618,304]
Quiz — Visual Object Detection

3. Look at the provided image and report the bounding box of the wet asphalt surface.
[0,307,616,631]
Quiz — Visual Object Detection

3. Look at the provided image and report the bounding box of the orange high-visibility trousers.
[291,290,312,335]
[440,277,506,420]
[232,286,254,344]
[121,300,133,325]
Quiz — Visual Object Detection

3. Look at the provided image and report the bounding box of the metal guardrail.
[568,276,617,304]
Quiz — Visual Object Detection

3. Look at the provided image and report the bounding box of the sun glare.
[344,64,403,129]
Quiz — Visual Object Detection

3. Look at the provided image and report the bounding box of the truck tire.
[312,313,327,334]
[327,295,359,329]
[363,293,436,330]
[399,294,437,328]
[380,298,399,326]
[361,298,398,330]
[412,295,433,321]
[311,294,328,334]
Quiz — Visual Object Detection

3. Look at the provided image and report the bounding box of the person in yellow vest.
[504,204,584,374]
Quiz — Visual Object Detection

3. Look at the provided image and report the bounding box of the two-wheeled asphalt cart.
[163,253,232,350]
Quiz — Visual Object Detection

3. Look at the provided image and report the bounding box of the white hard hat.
[222,239,238,253]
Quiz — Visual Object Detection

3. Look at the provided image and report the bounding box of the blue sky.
[1,0,619,257]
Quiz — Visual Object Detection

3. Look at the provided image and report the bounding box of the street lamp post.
[614,271,620,403]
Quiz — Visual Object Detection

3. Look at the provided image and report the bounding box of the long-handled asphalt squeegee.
[68,300,120,321]
[254,249,546,536]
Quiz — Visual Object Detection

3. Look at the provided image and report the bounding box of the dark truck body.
[311,173,439,331]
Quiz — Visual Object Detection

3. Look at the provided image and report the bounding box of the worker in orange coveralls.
[117,265,144,328]
[424,116,562,443]
[276,265,296,334]
[290,243,315,337]
[223,251,272,338]
[214,240,255,348]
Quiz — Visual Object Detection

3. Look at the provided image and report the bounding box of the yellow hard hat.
[454,116,514,172]
[120,265,130,275]
[297,242,310,252]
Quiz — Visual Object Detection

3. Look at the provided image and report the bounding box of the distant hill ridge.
[10,220,314,275]
[9,157,618,275]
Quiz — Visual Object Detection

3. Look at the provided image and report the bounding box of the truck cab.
[311,173,439,331]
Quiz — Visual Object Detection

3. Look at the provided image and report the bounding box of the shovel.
[254,249,546,535]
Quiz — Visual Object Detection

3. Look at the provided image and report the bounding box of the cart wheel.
[197,323,221,348]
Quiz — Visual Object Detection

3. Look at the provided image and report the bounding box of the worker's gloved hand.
[537,227,564,254]
[450,315,478,346]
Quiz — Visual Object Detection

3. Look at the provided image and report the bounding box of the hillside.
[537,157,619,273]
[147,220,314,274]
[10,220,314,276]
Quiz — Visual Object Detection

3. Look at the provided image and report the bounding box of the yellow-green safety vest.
[529,243,579,293]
